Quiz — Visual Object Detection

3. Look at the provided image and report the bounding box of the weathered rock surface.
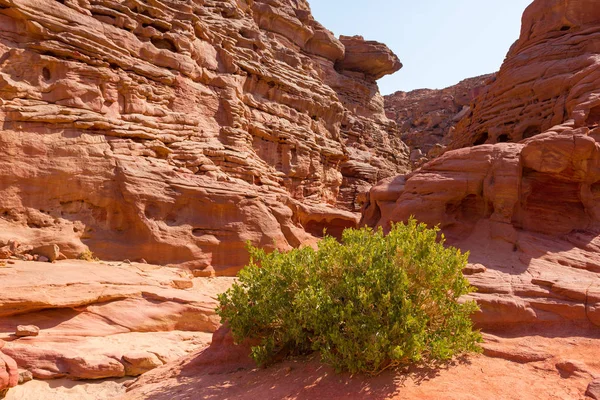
[0,342,18,396]
[362,128,600,330]
[384,74,494,163]
[0,260,234,381]
[122,326,600,400]
[0,0,408,275]
[362,0,600,332]
[448,0,600,149]
[588,379,600,400]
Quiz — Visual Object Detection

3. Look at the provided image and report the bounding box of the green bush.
[217,218,481,375]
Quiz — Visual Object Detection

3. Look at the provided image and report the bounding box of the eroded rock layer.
[384,74,494,164]
[449,0,600,149]
[363,124,600,330]
[363,0,600,331]
[0,260,233,382]
[0,0,409,275]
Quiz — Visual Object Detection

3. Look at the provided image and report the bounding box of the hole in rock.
[560,25,571,31]
[473,131,489,146]
[497,134,510,143]
[151,37,177,52]
[42,67,51,80]
[522,125,540,139]
[586,106,600,127]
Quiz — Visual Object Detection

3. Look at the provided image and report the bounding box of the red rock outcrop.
[0,0,408,276]
[0,342,18,397]
[448,0,600,149]
[363,0,600,331]
[0,259,234,381]
[362,127,600,329]
[384,74,494,163]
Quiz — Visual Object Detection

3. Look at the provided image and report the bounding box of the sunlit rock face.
[448,0,600,149]
[0,0,409,275]
[384,74,494,164]
[362,0,600,331]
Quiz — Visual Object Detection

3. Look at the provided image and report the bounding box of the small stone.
[193,266,216,278]
[122,352,163,376]
[123,259,131,264]
[15,325,40,337]
[172,279,193,290]
[17,369,33,385]
[37,256,49,263]
[7,261,15,265]
[31,244,60,262]
[463,264,487,275]
[139,258,148,264]
[555,360,590,377]
[587,379,600,400]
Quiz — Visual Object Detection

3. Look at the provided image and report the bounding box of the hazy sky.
[309,0,533,95]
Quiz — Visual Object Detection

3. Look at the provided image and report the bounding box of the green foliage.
[77,249,99,262]
[217,219,482,375]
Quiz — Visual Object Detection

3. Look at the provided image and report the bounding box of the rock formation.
[362,0,600,331]
[362,128,600,329]
[0,342,18,397]
[447,0,600,149]
[0,0,409,276]
[384,74,494,164]
[0,259,233,382]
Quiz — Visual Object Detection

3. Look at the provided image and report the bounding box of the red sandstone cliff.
[384,74,494,164]
[448,0,600,149]
[362,0,600,332]
[0,0,409,276]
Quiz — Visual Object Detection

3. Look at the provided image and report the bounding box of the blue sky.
[309,0,532,95]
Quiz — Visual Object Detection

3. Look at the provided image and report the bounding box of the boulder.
[15,325,40,338]
[31,245,60,263]
[587,379,600,400]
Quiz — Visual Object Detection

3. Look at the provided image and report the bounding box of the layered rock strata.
[0,260,233,382]
[362,127,600,329]
[448,0,600,149]
[384,74,494,163]
[0,0,408,276]
[363,0,600,331]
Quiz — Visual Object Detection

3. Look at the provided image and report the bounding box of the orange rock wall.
[362,0,600,330]
[449,0,600,149]
[0,0,409,275]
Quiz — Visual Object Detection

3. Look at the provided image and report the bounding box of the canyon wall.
[362,0,600,331]
[0,0,409,276]
[384,74,494,164]
[448,0,600,149]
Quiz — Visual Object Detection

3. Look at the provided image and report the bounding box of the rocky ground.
[0,259,234,398]
[122,327,600,400]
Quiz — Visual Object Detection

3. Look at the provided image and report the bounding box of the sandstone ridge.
[0,0,409,276]
[448,0,600,149]
[362,0,600,331]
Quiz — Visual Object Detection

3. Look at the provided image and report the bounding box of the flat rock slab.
[0,260,234,380]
